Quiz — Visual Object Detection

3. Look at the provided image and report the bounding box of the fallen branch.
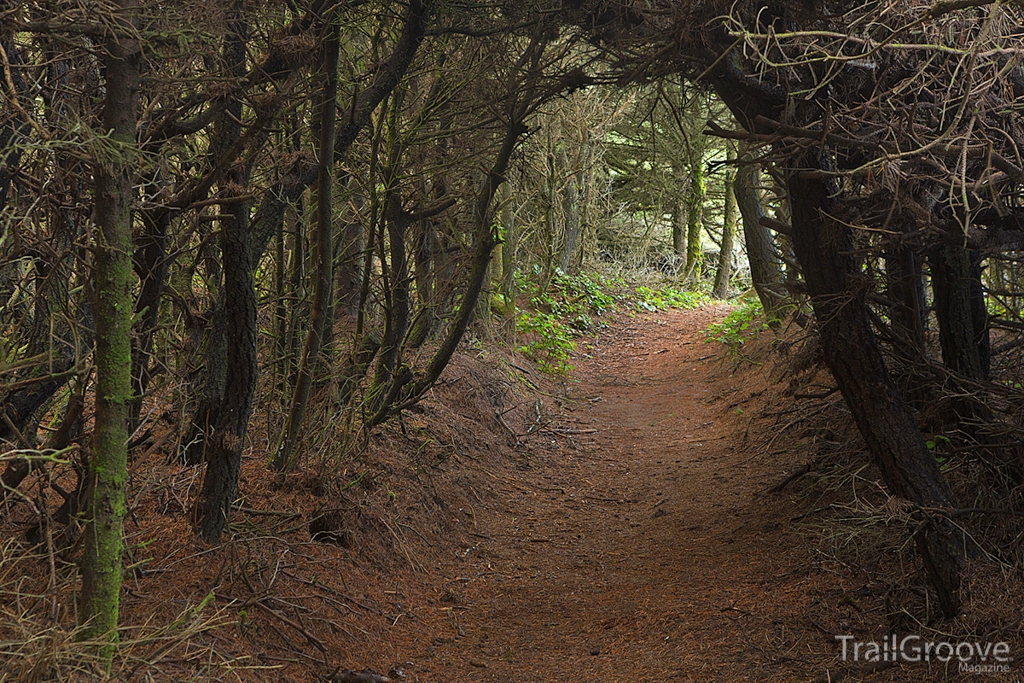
[768,463,812,493]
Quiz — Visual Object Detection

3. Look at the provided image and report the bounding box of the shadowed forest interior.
[1,1,1024,681]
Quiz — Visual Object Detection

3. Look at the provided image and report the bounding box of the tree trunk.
[368,192,412,409]
[559,169,581,274]
[929,236,996,433]
[684,164,705,279]
[712,147,737,298]
[192,200,257,540]
[80,8,139,663]
[274,17,340,472]
[130,199,171,429]
[407,214,438,348]
[787,154,967,618]
[671,200,684,258]
[500,181,515,297]
[930,239,990,382]
[192,6,259,539]
[884,219,928,351]
[734,153,786,316]
[335,193,364,319]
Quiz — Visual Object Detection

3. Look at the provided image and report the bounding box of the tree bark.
[192,6,259,539]
[129,195,171,429]
[407,214,438,348]
[883,210,928,351]
[684,164,705,279]
[274,17,340,472]
[367,190,412,410]
[500,180,515,297]
[712,146,737,298]
[733,152,786,316]
[671,200,684,259]
[930,238,990,381]
[559,168,581,274]
[787,153,967,618]
[335,193,365,319]
[80,6,139,662]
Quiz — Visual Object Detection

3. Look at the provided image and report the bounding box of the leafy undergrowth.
[515,272,712,374]
[633,285,708,312]
[704,297,770,359]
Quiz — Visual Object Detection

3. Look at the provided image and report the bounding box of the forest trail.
[392,306,823,682]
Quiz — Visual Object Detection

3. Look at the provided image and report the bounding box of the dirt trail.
[401,306,821,682]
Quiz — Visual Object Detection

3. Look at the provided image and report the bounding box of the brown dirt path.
[399,306,825,682]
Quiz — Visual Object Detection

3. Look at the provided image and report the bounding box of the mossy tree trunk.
[684,163,705,279]
[80,3,139,664]
[671,200,684,258]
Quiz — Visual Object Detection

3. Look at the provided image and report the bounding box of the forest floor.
[4,305,1017,682]
[299,304,1002,683]
[374,304,830,683]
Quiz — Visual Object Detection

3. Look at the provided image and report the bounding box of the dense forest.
[2,0,1024,680]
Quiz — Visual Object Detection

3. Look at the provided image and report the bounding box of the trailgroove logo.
[836,635,1013,673]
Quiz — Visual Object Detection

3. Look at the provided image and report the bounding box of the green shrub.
[515,273,718,374]
[516,309,576,374]
[634,286,709,311]
[705,298,768,351]
[514,272,622,375]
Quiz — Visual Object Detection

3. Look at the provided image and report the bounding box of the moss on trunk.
[80,6,139,666]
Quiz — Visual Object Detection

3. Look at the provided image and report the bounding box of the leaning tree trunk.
[787,152,968,618]
[80,7,138,664]
[733,152,786,317]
